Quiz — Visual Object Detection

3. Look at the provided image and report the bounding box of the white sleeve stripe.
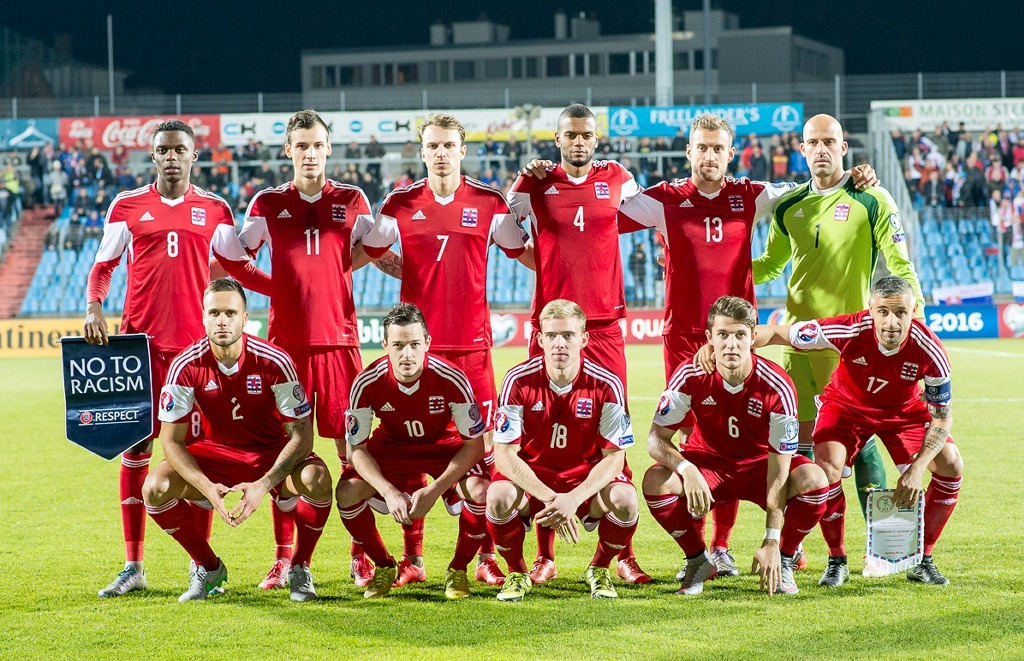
[192,187,234,216]
[349,362,390,409]
[499,357,544,405]
[242,186,278,220]
[427,357,475,403]
[166,341,209,385]
[247,340,300,382]
[909,327,951,376]
[755,362,797,418]
[666,363,703,393]
[582,360,625,405]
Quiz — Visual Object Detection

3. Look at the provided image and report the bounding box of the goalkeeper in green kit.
[753,114,925,574]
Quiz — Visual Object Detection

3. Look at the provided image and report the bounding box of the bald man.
[752,114,925,539]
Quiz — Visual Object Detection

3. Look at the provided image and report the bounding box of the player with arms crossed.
[142,279,332,602]
[754,114,925,529]
[487,300,639,601]
[336,303,489,599]
[361,112,526,587]
[753,275,962,586]
[619,114,876,577]
[84,120,270,597]
[645,296,829,596]
[237,109,401,590]
[508,103,649,585]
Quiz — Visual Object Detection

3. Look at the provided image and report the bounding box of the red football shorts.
[492,461,633,519]
[339,436,489,487]
[286,345,362,439]
[434,348,497,430]
[812,400,956,470]
[681,448,813,510]
[187,440,321,492]
[530,318,628,388]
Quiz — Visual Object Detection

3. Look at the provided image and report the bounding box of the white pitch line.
[947,346,1024,359]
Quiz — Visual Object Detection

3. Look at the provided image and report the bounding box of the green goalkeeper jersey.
[752,173,924,322]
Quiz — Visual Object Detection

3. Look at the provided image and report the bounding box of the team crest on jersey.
[796,322,819,343]
[747,398,763,417]
[495,412,510,433]
[575,398,594,418]
[657,394,672,416]
[729,195,744,212]
[191,208,206,226]
[160,391,174,412]
[461,208,478,227]
[346,413,359,436]
[900,362,919,380]
[246,375,262,394]
[332,204,346,223]
[594,182,610,199]
[429,396,445,414]
[834,204,850,221]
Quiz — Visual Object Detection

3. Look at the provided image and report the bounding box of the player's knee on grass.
[335,478,375,508]
[931,443,964,479]
[814,442,847,484]
[788,462,829,498]
[287,460,332,501]
[486,481,523,519]
[457,476,489,503]
[595,482,638,521]
[641,464,679,496]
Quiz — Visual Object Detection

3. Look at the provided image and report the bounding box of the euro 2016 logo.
[346,414,360,437]
[160,391,174,413]
[495,412,511,433]
[657,394,672,417]
[797,322,818,343]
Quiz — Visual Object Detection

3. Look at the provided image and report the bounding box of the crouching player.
[486,300,639,602]
[755,275,963,586]
[644,296,829,595]
[143,279,332,602]
[336,303,489,599]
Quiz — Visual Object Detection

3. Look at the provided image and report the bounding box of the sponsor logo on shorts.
[160,391,174,412]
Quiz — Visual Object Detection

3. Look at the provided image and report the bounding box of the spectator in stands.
[612,136,632,154]
[959,152,988,207]
[771,145,788,181]
[45,217,61,251]
[83,208,104,238]
[890,129,907,161]
[629,241,647,306]
[670,129,688,170]
[921,169,947,207]
[111,145,129,168]
[400,140,418,172]
[2,162,23,219]
[64,213,84,251]
[255,161,277,188]
[930,125,951,159]
[49,161,68,216]
[986,157,1010,199]
[478,136,503,172]
[955,131,978,163]
[93,188,112,215]
[361,171,383,208]
[365,135,385,180]
[344,141,363,160]
[596,136,613,156]
[1010,213,1024,269]
[504,136,524,173]
[210,142,233,187]
[787,137,809,182]
[479,167,500,189]
[748,143,768,182]
[28,145,49,206]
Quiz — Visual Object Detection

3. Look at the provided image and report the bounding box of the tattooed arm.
[229,416,314,525]
[893,401,953,508]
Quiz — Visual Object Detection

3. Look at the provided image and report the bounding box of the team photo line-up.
[81,102,962,603]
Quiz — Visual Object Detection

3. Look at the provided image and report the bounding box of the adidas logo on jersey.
[853,357,868,365]
[140,211,155,222]
[381,402,395,412]
[204,379,218,391]
[277,209,292,218]
[679,199,694,207]
[794,208,805,218]
[532,401,544,411]
[412,210,426,220]
[544,185,559,195]
[702,396,716,406]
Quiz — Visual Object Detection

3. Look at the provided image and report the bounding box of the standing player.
[618,114,876,576]
[486,300,639,601]
[143,279,332,602]
[361,113,526,587]
[336,303,489,599]
[754,114,925,524]
[84,120,270,597]
[507,103,649,584]
[644,296,829,595]
[237,109,401,591]
[754,276,963,585]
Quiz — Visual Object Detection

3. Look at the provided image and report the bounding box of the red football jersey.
[494,356,634,471]
[346,354,485,448]
[788,312,952,416]
[508,161,641,323]
[654,354,799,468]
[239,180,372,348]
[90,184,251,354]
[619,177,793,336]
[159,334,311,449]
[362,177,525,350]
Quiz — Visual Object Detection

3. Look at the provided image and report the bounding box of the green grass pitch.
[2,340,1023,659]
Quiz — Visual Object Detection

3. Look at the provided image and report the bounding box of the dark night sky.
[5,0,1024,94]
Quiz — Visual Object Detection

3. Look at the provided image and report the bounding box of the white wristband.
[764,527,781,542]
[675,459,693,475]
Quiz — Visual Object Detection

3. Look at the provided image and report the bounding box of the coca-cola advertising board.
[59,115,221,151]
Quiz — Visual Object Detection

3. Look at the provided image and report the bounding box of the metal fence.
[4,70,1024,133]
